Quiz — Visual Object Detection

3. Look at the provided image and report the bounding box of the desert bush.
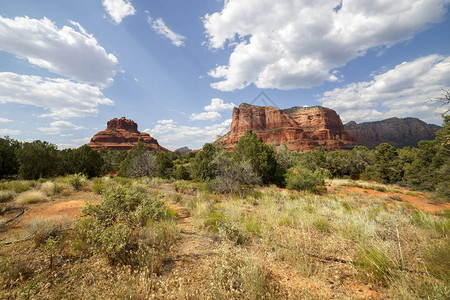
[40,181,57,196]
[174,165,190,180]
[172,180,197,194]
[112,176,133,185]
[27,217,65,246]
[134,197,177,226]
[0,190,16,202]
[16,190,48,204]
[66,173,87,191]
[285,166,325,192]
[219,221,249,246]
[0,180,33,193]
[75,185,179,268]
[211,157,262,194]
[127,152,157,178]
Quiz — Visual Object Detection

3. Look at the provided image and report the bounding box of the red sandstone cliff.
[217,103,357,151]
[87,117,166,151]
[344,117,441,148]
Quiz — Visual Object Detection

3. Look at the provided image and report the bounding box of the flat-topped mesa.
[217,103,357,151]
[87,117,167,151]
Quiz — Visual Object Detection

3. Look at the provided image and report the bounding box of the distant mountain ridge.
[344,117,441,148]
[175,146,192,153]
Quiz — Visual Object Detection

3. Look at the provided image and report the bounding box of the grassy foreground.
[0,176,449,299]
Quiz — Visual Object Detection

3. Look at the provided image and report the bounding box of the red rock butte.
[217,103,357,151]
[87,117,166,151]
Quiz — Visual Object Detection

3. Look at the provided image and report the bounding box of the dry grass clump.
[27,217,67,246]
[0,190,16,203]
[211,243,281,299]
[15,190,49,204]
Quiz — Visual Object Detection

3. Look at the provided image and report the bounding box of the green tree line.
[1,115,448,199]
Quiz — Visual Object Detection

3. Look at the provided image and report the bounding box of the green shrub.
[134,197,177,226]
[0,180,33,193]
[111,176,132,185]
[285,166,325,192]
[99,223,131,264]
[66,173,87,190]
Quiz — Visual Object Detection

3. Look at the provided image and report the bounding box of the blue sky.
[1,0,449,150]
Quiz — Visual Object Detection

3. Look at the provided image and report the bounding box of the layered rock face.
[344,117,441,148]
[218,103,357,151]
[87,117,166,151]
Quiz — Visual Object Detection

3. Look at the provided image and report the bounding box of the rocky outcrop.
[344,117,441,148]
[217,103,357,151]
[87,117,166,151]
[175,146,192,153]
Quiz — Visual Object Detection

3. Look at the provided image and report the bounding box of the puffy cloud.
[102,0,136,24]
[144,119,232,150]
[0,16,118,87]
[148,16,186,47]
[0,72,114,119]
[157,119,175,125]
[39,121,84,135]
[190,111,222,121]
[72,137,91,144]
[204,98,236,112]
[318,54,450,124]
[0,129,21,135]
[0,118,12,123]
[204,0,450,91]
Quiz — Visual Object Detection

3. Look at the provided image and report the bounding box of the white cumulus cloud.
[0,118,12,123]
[145,119,232,150]
[0,16,118,87]
[204,0,450,91]
[148,16,186,47]
[38,121,84,135]
[318,54,450,124]
[157,119,176,125]
[102,0,136,24]
[204,98,236,112]
[190,111,222,121]
[0,72,114,119]
[0,129,21,136]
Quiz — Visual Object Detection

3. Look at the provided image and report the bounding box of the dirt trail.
[341,186,450,213]
[149,198,219,298]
